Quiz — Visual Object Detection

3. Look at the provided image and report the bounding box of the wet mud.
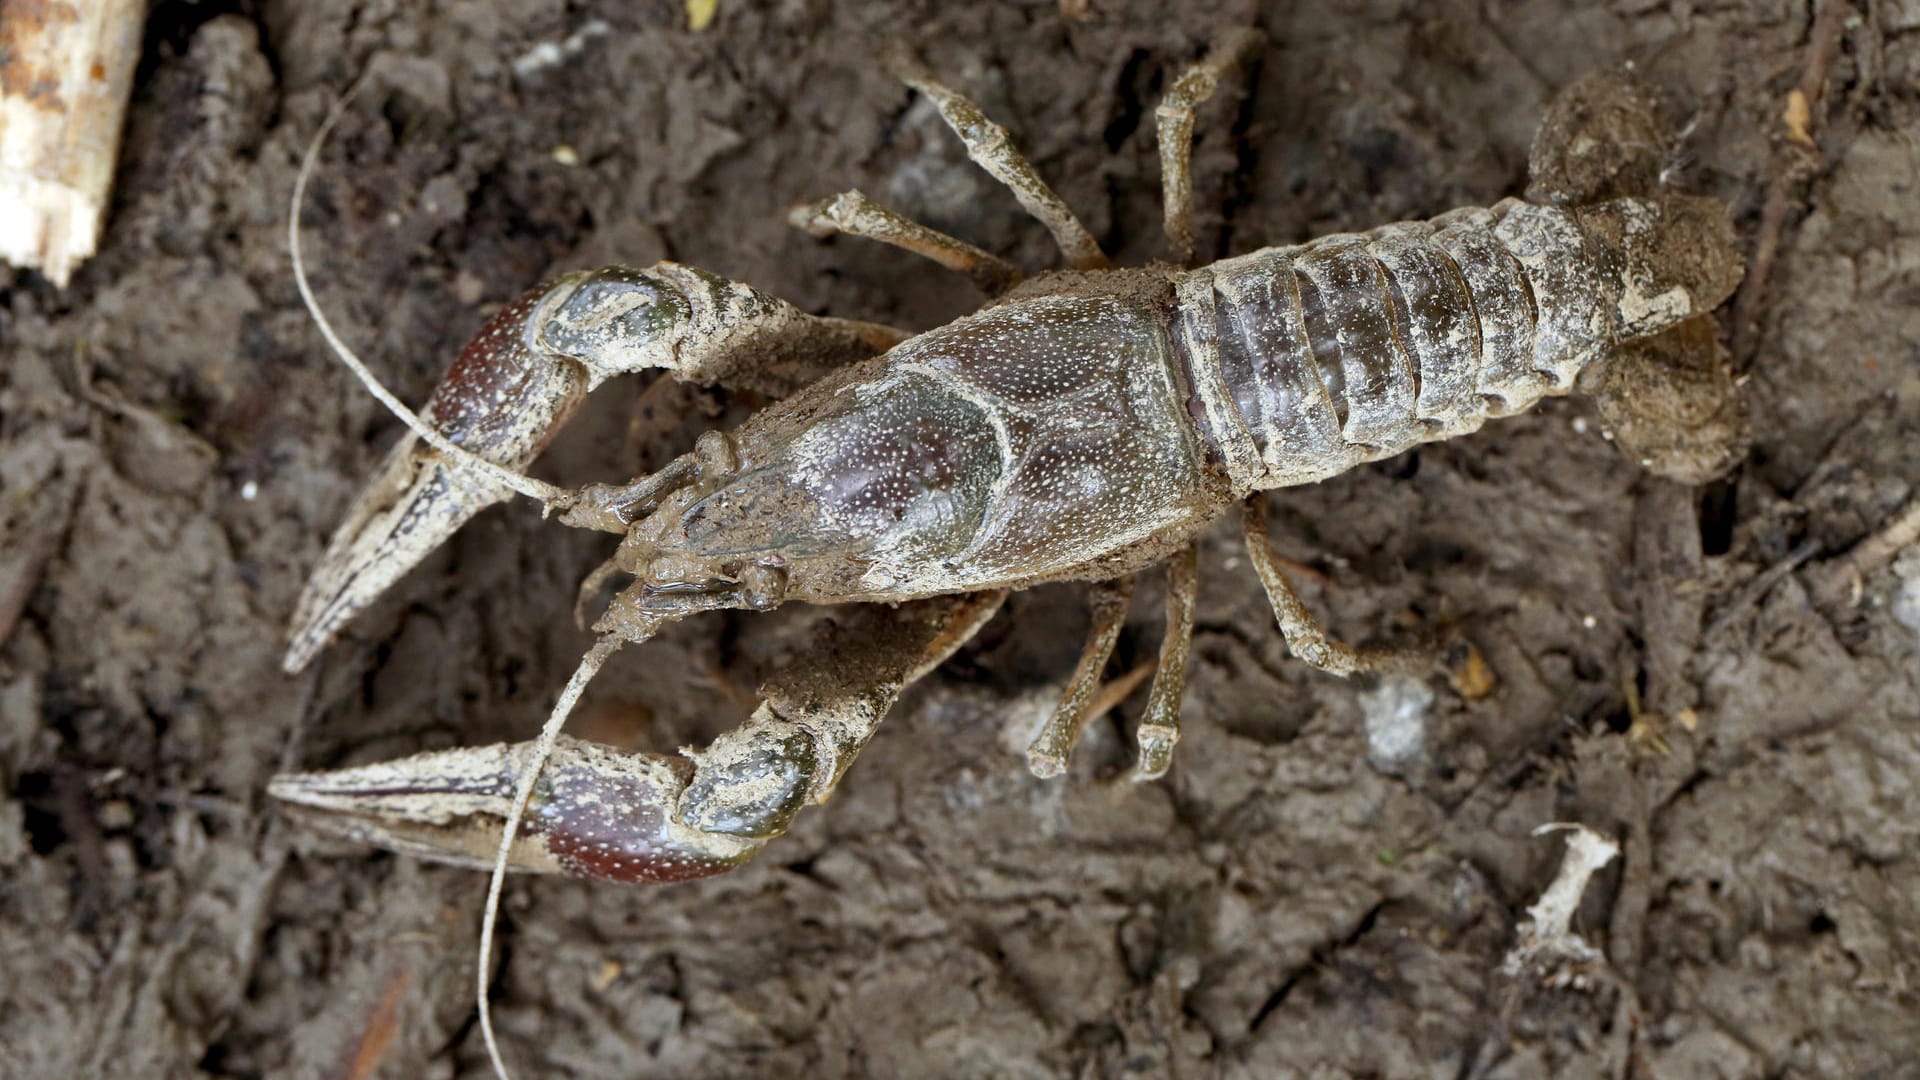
[3,2,1918,1077]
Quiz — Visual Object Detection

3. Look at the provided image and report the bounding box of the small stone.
[98,799,135,831]
[452,271,487,305]
[0,800,25,867]
[1362,675,1433,775]
[1889,547,1920,635]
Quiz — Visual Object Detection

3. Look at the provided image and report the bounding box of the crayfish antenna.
[476,633,620,1080]
[288,79,570,511]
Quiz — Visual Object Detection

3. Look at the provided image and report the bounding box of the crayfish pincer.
[271,34,1742,1077]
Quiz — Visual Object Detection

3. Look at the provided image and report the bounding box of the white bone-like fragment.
[1502,822,1620,981]
[0,0,144,287]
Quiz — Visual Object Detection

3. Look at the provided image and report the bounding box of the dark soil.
[4,1,1919,1077]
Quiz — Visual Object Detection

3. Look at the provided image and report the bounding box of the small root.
[1729,0,1849,371]
[1807,496,1920,609]
[342,968,411,1080]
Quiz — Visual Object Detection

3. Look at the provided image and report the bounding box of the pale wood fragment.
[0,0,145,286]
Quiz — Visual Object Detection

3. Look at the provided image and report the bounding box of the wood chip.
[0,0,146,286]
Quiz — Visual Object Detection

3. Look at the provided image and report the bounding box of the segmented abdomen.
[1171,198,1617,490]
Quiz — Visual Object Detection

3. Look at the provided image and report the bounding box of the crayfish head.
[585,518,796,635]
[603,362,1003,615]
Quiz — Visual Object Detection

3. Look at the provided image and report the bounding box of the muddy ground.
[4,0,1919,1077]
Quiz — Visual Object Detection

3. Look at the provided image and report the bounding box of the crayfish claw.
[284,434,503,673]
[269,736,761,884]
[284,286,592,673]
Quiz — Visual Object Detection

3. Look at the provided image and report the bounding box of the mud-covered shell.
[651,293,1218,601]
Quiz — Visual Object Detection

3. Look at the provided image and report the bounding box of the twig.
[1807,496,1920,608]
[0,525,57,649]
[1703,537,1822,639]
[1730,0,1851,371]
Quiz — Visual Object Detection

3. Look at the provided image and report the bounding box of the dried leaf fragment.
[1783,88,1816,149]
[1446,642,1497,700]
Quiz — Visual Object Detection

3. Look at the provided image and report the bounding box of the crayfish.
[271,31,1743,1076]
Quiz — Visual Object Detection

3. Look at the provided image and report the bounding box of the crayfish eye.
[537,266,692,362]
[737,563,788,610]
